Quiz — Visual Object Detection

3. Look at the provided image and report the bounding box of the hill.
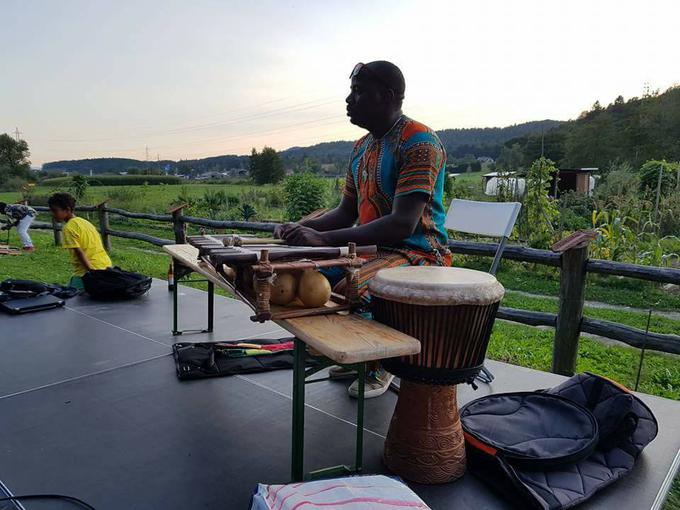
[40,119,563,174]
[507,86,680,169]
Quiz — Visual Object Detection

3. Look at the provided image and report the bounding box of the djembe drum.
[368,266,505,484]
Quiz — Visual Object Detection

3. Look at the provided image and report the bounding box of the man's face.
[50,206,71,222]
[345,75,387,129]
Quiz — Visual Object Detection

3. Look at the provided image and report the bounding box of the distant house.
[197,171,228,180]
[551,168,598,197]
[477,156,494,164]
[228,168,249,177]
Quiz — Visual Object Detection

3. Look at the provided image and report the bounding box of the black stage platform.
[1,281,678,510]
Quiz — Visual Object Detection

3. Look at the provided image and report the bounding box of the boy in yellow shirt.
[48,192,112,290]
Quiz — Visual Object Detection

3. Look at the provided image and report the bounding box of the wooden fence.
[28,203,680,376]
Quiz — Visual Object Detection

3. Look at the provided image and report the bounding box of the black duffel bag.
[460,372,658,510]
[82,267,152,300]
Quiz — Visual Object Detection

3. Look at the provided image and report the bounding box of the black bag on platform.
[460,372,658,510]
[172,338,318,380]
[0,294,65,314]
[82,267,152,300]
[0,279,80,301]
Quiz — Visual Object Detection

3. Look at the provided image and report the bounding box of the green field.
[0,180,341,222]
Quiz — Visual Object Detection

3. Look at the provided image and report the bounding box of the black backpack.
[82,267,152,300]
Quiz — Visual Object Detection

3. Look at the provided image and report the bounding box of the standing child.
[47,192,112,290]
[0,202,37,252]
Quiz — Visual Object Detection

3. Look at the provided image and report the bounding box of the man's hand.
[274,222,298,239]
[281,224,329,246]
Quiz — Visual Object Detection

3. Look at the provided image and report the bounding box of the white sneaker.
[328,365,358,380]
[348,368,395,399]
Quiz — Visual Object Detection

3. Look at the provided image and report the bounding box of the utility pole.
[541,129,545,157]
[145,146,150,161]
[14,127,22,141]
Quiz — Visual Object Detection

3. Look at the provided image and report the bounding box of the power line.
[39,96,340,143]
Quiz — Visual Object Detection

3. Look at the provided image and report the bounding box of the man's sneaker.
[348,368,395,399]
[328,365,357,380]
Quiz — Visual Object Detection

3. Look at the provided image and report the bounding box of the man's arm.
[72,248,94,272]
[283,193,427,247]
[275,195,358,238]
[300,195,357,231]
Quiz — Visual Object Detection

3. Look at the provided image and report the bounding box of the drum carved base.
[384,380,466,484]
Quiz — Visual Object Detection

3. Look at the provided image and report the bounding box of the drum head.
[461,392,599,470]
[369,266,504,306]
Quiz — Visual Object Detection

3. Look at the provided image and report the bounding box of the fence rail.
[26,203,680,374]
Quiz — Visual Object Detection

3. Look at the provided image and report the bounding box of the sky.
[2,0,679,167]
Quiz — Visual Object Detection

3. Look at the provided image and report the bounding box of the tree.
[523,157,560,249]
[0,134,32,186]
[496,143,524,171]
[68,174,89,200]
[300,157,322,174]
[249,146,285,185]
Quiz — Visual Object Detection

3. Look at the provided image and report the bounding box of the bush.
[0,176,28,192]
[639,160,678,198]
[559,191,595,231]
[659,193,680,237]
[283,172,328,221]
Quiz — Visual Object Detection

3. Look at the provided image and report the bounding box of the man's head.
[0,202,6,214]
[346,60,405,130]
[48,192,76,222]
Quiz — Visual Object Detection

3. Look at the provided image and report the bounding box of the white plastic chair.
[445,199,522,275]
[445,199,522,383]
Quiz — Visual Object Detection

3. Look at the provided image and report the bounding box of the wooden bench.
[163,244,421,480]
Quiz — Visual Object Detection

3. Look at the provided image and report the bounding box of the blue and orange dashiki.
[343,115,451,266]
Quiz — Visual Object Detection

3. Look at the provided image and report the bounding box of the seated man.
[276,61,451,399]
[48,192,112,290]
[0,201,37,252]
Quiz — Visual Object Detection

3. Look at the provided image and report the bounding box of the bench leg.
[172,261,180,336]
[207,281,214,332]
[355,362,366,472]
[291,338,306,482]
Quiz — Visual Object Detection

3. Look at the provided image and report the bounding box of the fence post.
[169,203,188,244]
[97,200,112,252]
[551,231,597,376]
[52,218,63,247]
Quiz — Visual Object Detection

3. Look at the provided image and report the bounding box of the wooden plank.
[551,230,597,252]
[163,243,421,364]
[447,240,561,266]
[587,259,680,285]
[164,244,231,291]
[277,313,420,364]
[497,307,556,327]
[553,245,589,376]
[581,317,680,355]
